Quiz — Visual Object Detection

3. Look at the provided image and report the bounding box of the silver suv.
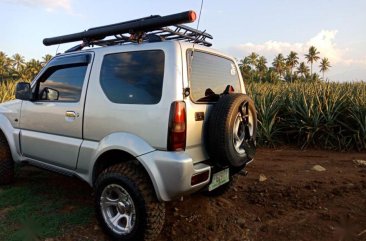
[0,11,257,241]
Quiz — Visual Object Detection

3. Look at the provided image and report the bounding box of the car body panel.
[83,42,183,150]
[18,52,94,169]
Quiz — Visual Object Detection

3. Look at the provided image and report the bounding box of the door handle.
[65,111,79,122]
[65,111,77,118]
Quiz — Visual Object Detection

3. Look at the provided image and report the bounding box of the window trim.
[99,49,165,105]
[186,49,241,104]
[32,54,91,103]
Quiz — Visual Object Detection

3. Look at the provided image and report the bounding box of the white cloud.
[231,30,347,63]
[307,30,341,63]
[4,0,72,13]
[227,30,366,81]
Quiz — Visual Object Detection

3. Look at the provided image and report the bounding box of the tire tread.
[95,162,165,241]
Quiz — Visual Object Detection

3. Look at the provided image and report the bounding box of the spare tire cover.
[207,93,257,167]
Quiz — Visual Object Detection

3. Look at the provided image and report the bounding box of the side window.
[100,50,165,104]
[34,54,90,102]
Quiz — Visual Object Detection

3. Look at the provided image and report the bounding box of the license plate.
[208,168,229,191]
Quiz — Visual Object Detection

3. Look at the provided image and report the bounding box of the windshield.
[187,50,241,103]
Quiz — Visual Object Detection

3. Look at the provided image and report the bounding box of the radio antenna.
[196,0,204,32]
[188,0,205,93]
[55,44,60,56]
[191,0,204,56]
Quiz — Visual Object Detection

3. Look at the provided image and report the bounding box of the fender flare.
[77,132,156,184]
[0,115,21,162]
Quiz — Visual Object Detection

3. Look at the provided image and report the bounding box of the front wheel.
[94,162,165,241]
[0,132,14,185]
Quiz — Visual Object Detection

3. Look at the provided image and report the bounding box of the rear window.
[187,50,241,103]
[100,50,165,104]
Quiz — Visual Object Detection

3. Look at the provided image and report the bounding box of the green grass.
[0,168,93,241]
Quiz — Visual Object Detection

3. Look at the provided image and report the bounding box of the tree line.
[239,46,331,83]
[0,51,52,82]
[0,46,331,84]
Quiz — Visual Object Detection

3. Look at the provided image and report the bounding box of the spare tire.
[207,94,257,167]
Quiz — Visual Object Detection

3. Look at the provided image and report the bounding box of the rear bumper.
[137,150,211,201]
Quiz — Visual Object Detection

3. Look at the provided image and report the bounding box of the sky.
[0,0,365,81]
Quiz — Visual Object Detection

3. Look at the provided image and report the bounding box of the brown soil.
[19,148,366,241]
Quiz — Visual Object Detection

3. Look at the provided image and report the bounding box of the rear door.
[184,49,242,163]
[19,53,93,169]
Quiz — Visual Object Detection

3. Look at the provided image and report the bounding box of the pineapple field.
[249,81,366,151]
[1,80,364,151]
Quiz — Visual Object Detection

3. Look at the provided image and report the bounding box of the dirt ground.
[16,148,366,241]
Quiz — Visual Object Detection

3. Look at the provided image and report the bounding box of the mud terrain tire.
[207,94,257,168]
[95,162,165,241]
[0,131,14,185]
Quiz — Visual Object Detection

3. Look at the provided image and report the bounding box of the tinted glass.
[38,65,87,102]
[187,50,241,103]
[100,50,165,104]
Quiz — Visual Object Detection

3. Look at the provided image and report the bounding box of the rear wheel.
[94,162,165,241]
[0,132,14,185]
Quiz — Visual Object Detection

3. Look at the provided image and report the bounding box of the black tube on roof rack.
[43,10,197,46]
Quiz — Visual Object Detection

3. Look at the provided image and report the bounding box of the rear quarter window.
[100,50,165,104]
[187,50,241,103]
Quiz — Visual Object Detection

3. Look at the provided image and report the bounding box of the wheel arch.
[92,149,136,185]
[91,149,161,201]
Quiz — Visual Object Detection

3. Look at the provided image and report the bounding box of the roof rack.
[43,10,213,52]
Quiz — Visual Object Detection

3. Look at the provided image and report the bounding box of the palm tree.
[256,56,268,82]
[41,54,53,66]
[239,57,251,81]
[12,53,25,72]
[248,52,258,69]
[266,67,280,83]
[248,52,258,82]
[18,64,29,81]
[24,59,42,80]
[305,46,320,76]
[296,62,310,79]
[272,53,286,79]
[319,57,331,81]
[286,51,299,82]
[239,56,251,70]
[0,51,12,81]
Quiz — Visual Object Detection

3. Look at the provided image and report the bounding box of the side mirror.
[15,82,32,100]
[41,87,59,101]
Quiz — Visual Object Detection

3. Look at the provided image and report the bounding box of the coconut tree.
[296,62,310,79]
[246,52,259,82]
[41,54,53,66]
[305,46,320,76]
[0,51,12,81]
[272,53,286,79]
[248,52,259,69]
[239,57,252,81]
[239,56,251,71]
[256,56,268,82]
[24,59,42,80]
[266,67,280,83]
[286,51,299,82]
[319,57,331,81]
[12,53,25,73]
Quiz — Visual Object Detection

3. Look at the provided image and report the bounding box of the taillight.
[167,101,186,151]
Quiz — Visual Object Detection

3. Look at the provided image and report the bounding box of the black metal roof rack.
[43,10,213,53]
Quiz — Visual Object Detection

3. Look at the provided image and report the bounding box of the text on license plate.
[208,168,229,191]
